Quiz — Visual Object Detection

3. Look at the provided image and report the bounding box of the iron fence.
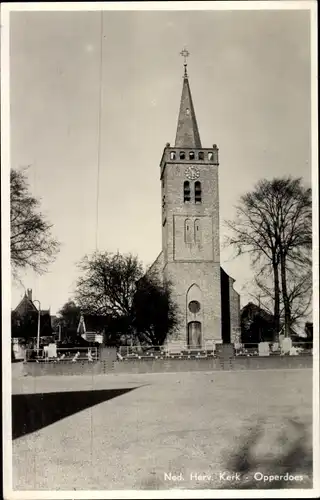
[25,346,99,363]
[234,341,313,357]
[117,341,313,361]
[118,343,218,360]
[24,341,312,364]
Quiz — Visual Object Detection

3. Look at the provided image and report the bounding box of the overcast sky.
[9,7,311,314]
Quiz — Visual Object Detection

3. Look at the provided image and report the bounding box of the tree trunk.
[272,259,281,340]
[280,252,291,337]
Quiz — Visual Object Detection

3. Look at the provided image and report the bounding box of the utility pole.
[33,299,41,355]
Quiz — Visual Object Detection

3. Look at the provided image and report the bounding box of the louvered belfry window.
[184,181,191,202]
[195,181,202,203]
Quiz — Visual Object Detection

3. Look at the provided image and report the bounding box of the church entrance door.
[187,321,202,349]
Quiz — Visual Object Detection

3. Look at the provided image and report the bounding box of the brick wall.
[229,278,240,343]
[160,155,222,344]
[114,358,222,374]
[165,261,222,343]
[115,355,312,373]
[163,163,220,263]
[22,355,312,376]
[23,361,104,377]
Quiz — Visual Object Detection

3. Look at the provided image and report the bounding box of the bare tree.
[10,169,60,277]
[251,265,312,331]
[283,267,312,327]
[75,251,178,346]
[226,177,312,337]
[76,252,143,318]
[276,178,312,335]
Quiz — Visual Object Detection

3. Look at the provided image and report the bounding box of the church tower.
[159,52,222,347]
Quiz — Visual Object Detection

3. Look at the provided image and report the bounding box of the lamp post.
[33,299,41,354]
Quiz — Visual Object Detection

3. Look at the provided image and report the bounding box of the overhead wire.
[95,10,104,251]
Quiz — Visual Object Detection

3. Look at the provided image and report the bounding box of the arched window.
[170,151,176,160]
[180,151,186,160]
[184,218,192,243]
[183,181,191,202]
[189,151,195,160]
[194,219,201,243]
[208,152,213,161]
[198,152,204,161]
[195,181,202,203]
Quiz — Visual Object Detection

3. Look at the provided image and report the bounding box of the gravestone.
[258,342,270,356]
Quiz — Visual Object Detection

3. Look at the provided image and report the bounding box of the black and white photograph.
[1,1,318,497]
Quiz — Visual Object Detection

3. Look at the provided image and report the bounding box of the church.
[149,53,240,349]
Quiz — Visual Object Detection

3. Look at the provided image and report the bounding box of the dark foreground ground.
[11,367,312,491]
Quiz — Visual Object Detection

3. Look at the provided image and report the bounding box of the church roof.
[146,251,164,277]
[175,66,202,149]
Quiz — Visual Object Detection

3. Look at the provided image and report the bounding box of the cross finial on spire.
[180,48,190,78]
[175,49,202,148]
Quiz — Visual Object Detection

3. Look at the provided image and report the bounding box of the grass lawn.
[11,368,312,491]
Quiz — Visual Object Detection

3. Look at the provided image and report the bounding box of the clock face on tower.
[185,166,200,180]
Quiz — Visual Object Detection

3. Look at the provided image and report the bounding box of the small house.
[77,314,107,344]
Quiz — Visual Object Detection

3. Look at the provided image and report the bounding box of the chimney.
[27,289,32,301]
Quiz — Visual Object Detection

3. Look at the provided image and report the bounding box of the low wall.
[21,355,312,377]
[230,355,312,371]
[114,358,222,374]
[23,361,104,377]
[12,360,25,378]
[113,355,312,374]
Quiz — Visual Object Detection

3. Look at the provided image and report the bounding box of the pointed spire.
[175,49,202,148]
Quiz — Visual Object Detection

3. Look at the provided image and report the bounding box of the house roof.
[241,302,298,335]
[241,302,274,321]
[14,295,38,315]
[14,293,50,316]
[77,314,109,334]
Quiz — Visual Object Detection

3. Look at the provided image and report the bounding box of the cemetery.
[20,337,312,377]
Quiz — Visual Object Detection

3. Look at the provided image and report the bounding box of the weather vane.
[180,48,190,77]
